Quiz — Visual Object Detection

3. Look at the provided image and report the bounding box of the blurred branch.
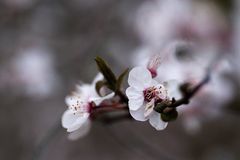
[169,71,210,108]
[32,121,62,160]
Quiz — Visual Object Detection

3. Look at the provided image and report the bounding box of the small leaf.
[161,109,178,122]
[95,80,107,96]
[116,68,129,91]
[95,56,117,91]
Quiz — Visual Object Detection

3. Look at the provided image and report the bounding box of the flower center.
[69,97,90,115]
[143,84,167,103]
[143,85,168,118]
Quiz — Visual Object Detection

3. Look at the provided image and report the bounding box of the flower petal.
[61,109,89,132]
[68,119,91,140]
[151,79,159,86]
[90,92,115,106]
[62,110,75,128]
[67,115,89,132]
[65,95,81,107]
[76,84,93,98]
[128,98,144,110]
[128,67,152,90]
[129,106,147,121]
[149,111,168,130]
[144,99,155,118]
[126,87,143,100]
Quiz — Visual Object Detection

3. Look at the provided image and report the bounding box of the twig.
[32,121,62,160]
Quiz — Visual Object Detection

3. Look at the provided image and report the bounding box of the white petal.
[150,79,159,86]
[65,95,81,107]
[149,111,168,130]
[164,80,182,100]
[129,106,147,121]
[76,84,93,98]
[128,67,152,90]
[68,119,91,140]
[126,87,144,110]
[144,99,155,118]
[128,98,144,110]
[67,115,89,132]
[126,87,143,100]
[62,110,75,128]
[61,110,89,132]
[90,92,115,106]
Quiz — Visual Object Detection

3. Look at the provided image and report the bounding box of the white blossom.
[126,67,181,130]
[61,73,114,139]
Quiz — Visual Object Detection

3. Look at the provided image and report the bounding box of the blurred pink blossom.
[0,46,59,98]
[135,0,230,50]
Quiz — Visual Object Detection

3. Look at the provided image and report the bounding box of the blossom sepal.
[154,102,167,113]
[95,80,107,96]
[95,56,117,91]
[116,68,129,90]
[160,109,178,122]
[95,57,129,95]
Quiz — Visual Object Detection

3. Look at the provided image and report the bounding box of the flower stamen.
[69,97,90,115]
[143,84,167,102]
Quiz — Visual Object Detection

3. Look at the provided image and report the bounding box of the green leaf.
[161,109,178,122]
[95,80,107,96]
[95,56,117,91]
[154,103,166,113]
[116,68,129,91]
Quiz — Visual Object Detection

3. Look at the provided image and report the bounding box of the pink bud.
[147,54,161,78]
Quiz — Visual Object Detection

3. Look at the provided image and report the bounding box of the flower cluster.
[61,54,213,140]
[131,0,234,133]
[62,73,114,140]
[132,43,233,132]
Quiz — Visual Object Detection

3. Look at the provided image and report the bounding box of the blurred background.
[0,0,240,160]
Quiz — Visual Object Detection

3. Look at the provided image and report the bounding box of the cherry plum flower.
[132,43,233,133]
[62,73,114,140]
[126,67,181,130]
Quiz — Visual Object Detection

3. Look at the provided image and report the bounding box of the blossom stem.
[91,103,128,119]
[97,112,132,124]
[90,88,130,123]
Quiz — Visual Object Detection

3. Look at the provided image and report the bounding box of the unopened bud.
[147,54,161,78]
